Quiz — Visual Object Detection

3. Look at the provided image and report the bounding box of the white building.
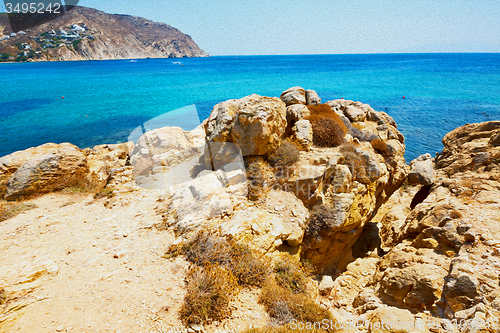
[59,30,67,36]
[10,33,16,37]
[71,24,85,32]
[18,31,26,35]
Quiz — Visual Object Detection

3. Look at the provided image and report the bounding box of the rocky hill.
[1,88,499,332]
[0,7,208,62]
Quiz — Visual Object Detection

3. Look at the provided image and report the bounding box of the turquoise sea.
[1,53,500,161]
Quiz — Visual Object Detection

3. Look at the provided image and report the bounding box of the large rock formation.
[205,94,287,157]
[332,121,500,331]
[156,88,409,276]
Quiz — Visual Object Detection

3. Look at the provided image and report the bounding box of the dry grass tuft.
[306,104,348,147]
[0,287,7,305]
[0,201,38,222]
[305,205,339,244]
[246,158,275,201]
[259,278,333,326]
[93,187,115,199]
[370,138,393,157]
[179,263,239,325]
[273,255,311,294]
[268,139,300,168]
[165,231,270,287]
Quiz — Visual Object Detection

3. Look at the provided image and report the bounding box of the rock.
[366,306,430,333]
[4,144,88,200]
[344,105,367,122]
[157,168,246,234]
[130,125,206,189]
[408,153,434,186]
[305,89,321,105]
[318,275,334,296]
[489,129,500,146]
[205,94,287,156]
[280,86,306,106]
[219,190,308,253]
[85,142,134,188]
[286,104,310,125]
[291,119,313,151]
[0,143,80,197]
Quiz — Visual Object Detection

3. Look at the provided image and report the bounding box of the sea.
[1,53,500,161]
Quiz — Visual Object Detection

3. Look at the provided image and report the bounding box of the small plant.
[165,231,270,287]
[306,104,348,147]
[305,205,340,244]
[268,139,300,167]
[273,255,311,294]
[259,278,333,326]
[370,138,392,157]
[0,201,38,222]
[0,287,7,305]
[94,187,115,199]
[179,263,238,325]
[246,158,275,201]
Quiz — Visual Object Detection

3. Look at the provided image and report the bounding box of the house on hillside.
[10,33,16,37]
[71,24,85,32]
[18,31,26,35]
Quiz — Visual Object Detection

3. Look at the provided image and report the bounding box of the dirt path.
[0,190,269,333]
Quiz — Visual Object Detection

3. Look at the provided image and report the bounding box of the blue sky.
[2,0,500,55]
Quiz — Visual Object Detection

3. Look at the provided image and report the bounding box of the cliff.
[1,89,499,332]
[0,7,208,62]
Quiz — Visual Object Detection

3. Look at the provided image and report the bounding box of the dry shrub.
[0,201,38,222]
[259,279,333,326]
[0,287,6,305]
[370,138,393,157]
[93,187,115,199]
[339,144,374,184]
[246,158,275,201]
[306,104,347,147]
[305,204,340,244]
[179,263,238,325]
[273,255,311,294]
[268,139,300,167]
[306,104,333,115]
[165,231,270,287]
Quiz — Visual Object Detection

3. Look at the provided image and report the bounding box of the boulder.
[130,125,206,189]
[280,86,306,106]
[408,153,434,186]
[156,168,247,234]
[318,275,334,296]
[291,119,313,151]
[219,190,308,252]
[0,143,78,197]
[84,142,134,189]
[286,104,310,124]
[4,144,88,200]
[205,94,287,156]
[305,89,321,105]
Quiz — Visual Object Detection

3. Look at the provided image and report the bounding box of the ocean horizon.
[1,53,500,161]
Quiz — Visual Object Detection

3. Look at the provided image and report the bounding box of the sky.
[2,0,500,55]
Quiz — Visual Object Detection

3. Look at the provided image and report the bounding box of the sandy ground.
[0,190,269,333]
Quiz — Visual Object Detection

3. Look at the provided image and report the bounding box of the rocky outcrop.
[205,94,287,157]
[0,143,88,200]
[332,121,500,332]
[153,89,410,276]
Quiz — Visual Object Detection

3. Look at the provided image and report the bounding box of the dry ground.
[0,190,268,333]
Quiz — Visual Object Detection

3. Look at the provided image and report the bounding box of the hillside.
[0,7,208,62]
